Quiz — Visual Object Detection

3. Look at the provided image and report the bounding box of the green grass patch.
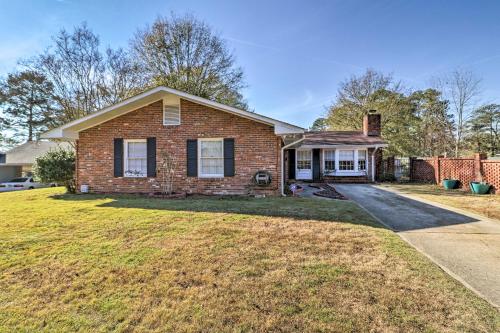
[0,188,498,332]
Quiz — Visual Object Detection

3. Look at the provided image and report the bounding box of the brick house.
[42,86,386,195]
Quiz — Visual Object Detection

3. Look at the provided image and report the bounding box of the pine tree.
[0,70,55,142]
[467,104,500,156]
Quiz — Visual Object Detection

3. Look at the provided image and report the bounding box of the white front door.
[296,149,312,180]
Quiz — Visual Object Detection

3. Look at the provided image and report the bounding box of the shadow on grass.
[334,184,482,232]
[49,193,384,229]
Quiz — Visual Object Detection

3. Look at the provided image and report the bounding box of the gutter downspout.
[372,146,380,182]
[280,137,305,196]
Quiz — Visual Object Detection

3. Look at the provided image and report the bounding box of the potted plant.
[469,164,491,194]
[442,175,458,190]
[470,181,491,194]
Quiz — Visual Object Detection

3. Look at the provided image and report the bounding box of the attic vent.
[163,105,180,125]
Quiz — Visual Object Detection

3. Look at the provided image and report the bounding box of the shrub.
[33,148,76,193]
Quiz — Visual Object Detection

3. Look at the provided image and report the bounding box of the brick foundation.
[324,176,369,183]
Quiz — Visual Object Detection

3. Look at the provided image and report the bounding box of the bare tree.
[158,150,177,195]
[434,69,481,157]
[101,48,146,106]
[34,23,105,122]
[25,23,143,125]
[132,13,247,109]
[327,69,400,130]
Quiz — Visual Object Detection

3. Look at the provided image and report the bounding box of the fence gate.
[395,157,410,181]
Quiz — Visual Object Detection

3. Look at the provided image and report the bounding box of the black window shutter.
[187,139,198,177]
[223,138,235,177]
[114,138,124,177]
[147,137,156,177]
[288,149,296,179]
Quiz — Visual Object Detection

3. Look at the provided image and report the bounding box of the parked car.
[0,177,52,192]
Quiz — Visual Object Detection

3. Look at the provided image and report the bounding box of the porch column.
[354,150,359,172]
[334,150,339,171]
[371,152,375,181]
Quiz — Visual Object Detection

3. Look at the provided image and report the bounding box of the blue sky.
[1,0,499,128]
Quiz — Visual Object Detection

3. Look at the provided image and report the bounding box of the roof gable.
[41,86,304,140]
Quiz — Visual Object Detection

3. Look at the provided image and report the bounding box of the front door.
[296,149,312,180]
[313,149,321,181]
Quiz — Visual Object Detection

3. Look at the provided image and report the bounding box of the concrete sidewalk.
[334,184,500,308]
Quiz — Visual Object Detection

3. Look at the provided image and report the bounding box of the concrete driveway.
[334,184,500,308]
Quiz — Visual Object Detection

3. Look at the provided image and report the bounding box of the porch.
[285,146,380,183]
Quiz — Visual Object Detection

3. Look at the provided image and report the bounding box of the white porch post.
[354,150,359,172]
[334,150,339,171]
[371,148,378,182]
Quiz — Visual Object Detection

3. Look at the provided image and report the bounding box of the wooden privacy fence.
[409,153,500,194]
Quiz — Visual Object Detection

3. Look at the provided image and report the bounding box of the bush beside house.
[33,149,76,193]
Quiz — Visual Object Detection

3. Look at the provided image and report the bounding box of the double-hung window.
[199,139,224,177]
[124,140,147,177]
[358,150,367,171]
[338,150,354,171]
[324,150,335,173]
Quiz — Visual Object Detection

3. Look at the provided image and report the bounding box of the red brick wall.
[410,157,435,182]
[77,99,281,195]
[482,161,500,193]
[363,114,381,136]
[410,155,500,193]
[439,158,475,186]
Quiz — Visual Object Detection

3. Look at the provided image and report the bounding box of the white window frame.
[357,149,367,171]
[323,149,336,175]
[124,139,147,178]
[163,103,181,126]
[198,138,224,178]
[296,149,312,170]
[337,150,355,172]
[295,149,313,180]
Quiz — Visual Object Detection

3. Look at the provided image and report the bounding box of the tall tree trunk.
[28,104,33,142]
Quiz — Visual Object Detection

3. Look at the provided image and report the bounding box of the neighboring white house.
[0,141,73,182]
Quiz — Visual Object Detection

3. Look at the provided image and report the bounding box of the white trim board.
[41,86,304,140]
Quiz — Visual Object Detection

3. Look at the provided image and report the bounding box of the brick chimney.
[363,112,381,136]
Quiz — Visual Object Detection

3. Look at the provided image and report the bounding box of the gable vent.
[163,105,180,125]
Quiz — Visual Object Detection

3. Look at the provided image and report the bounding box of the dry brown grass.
[0,188,498,332]
[379,183,500,220]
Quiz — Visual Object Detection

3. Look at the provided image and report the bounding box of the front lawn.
[0,188,498,332]
[378,183,500,220]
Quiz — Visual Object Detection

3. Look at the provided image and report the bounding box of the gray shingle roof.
[302,131,386,146]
